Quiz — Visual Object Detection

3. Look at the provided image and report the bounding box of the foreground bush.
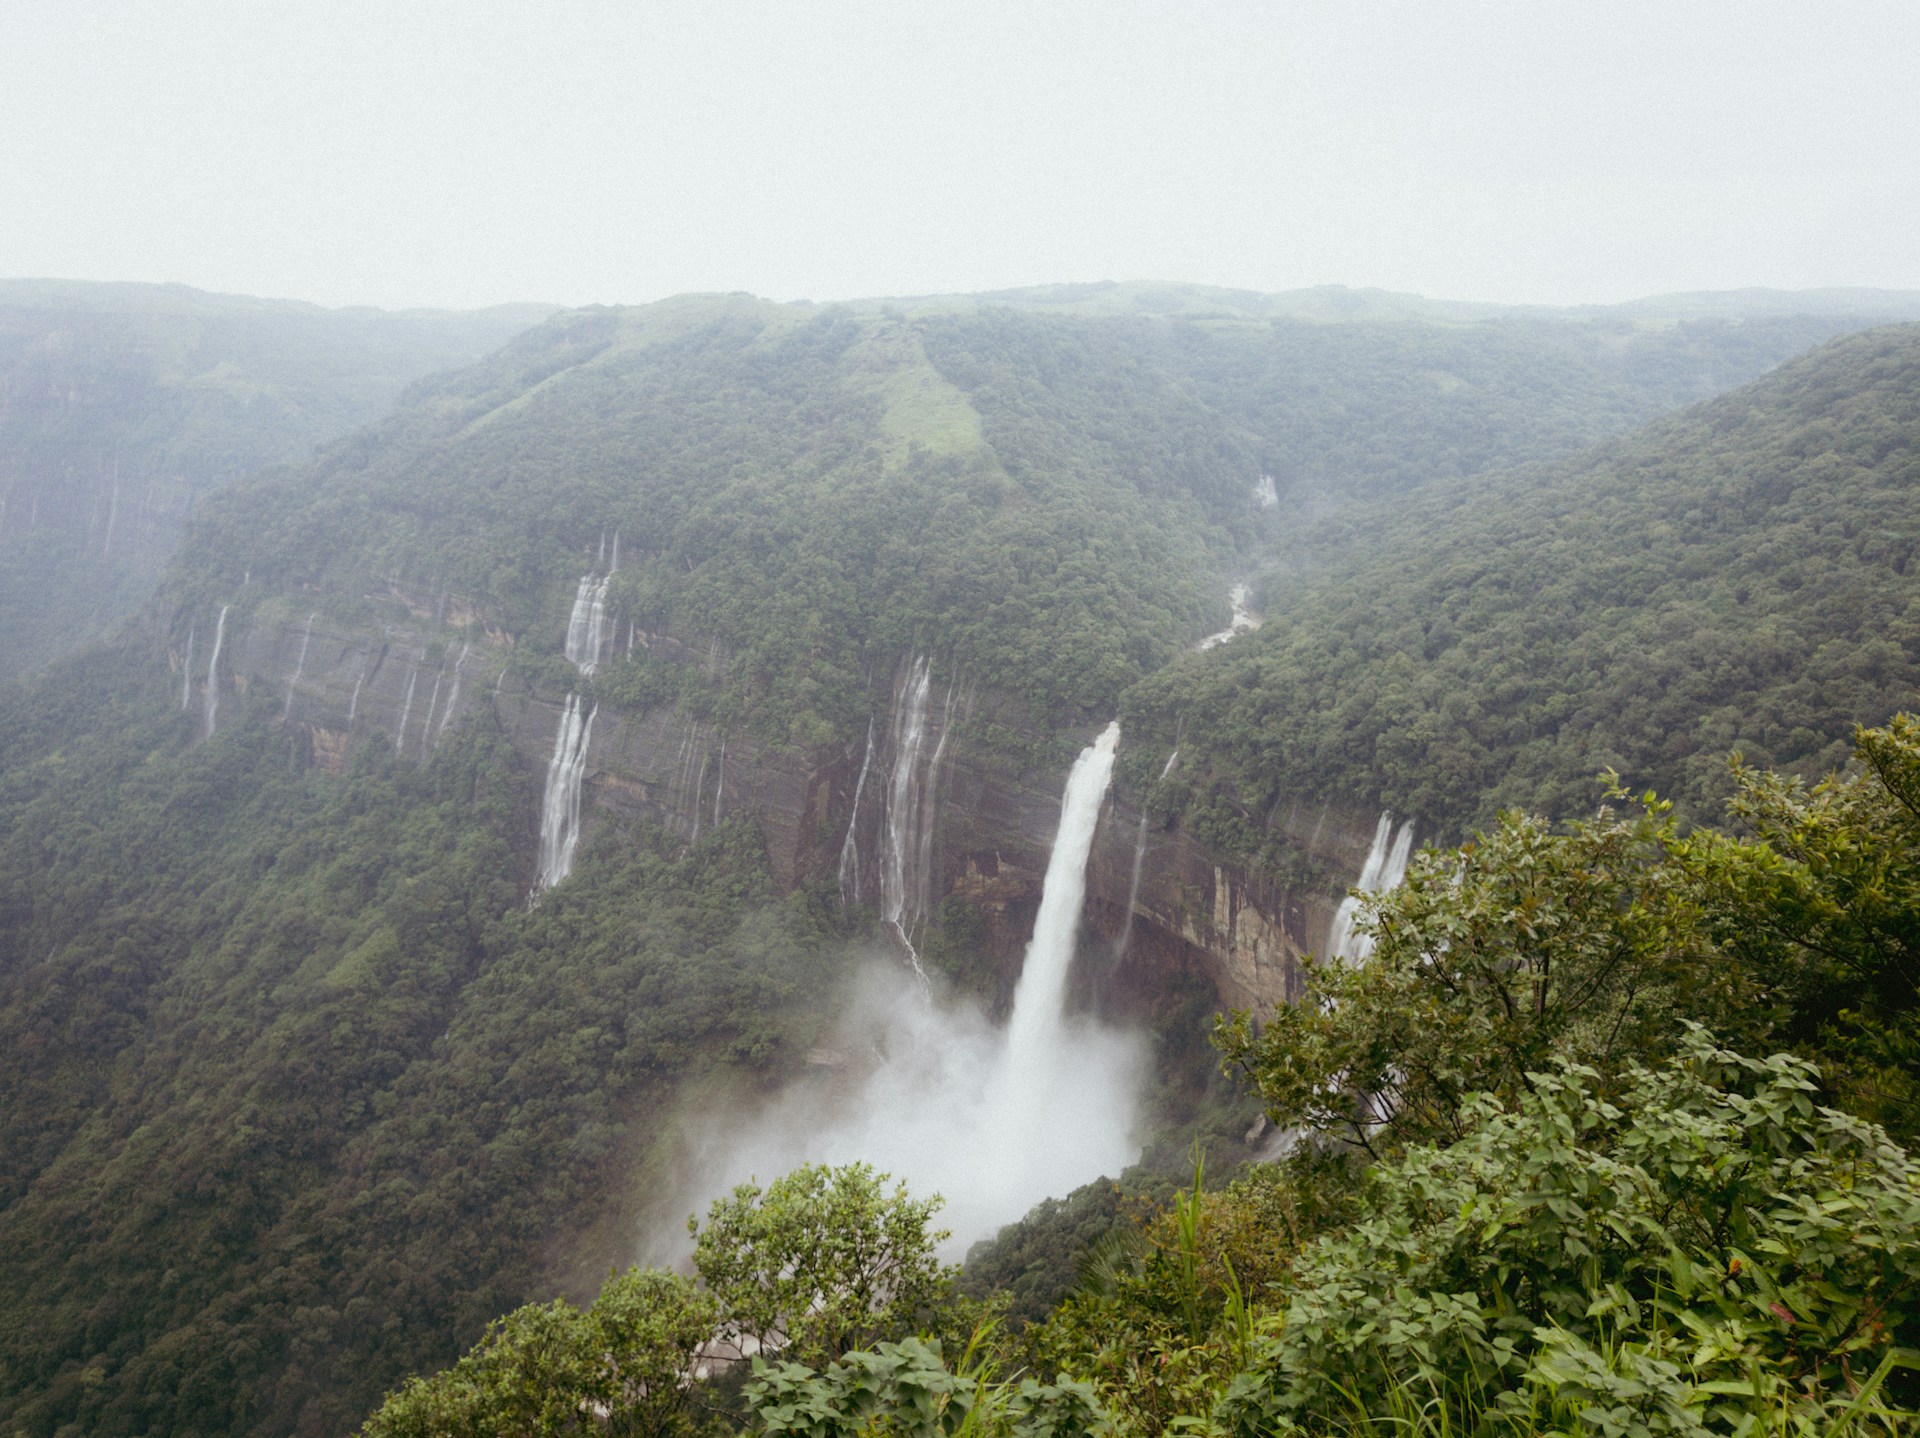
[1216,1031,1920,1437]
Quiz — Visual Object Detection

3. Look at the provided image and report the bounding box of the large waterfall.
[201,605,229,738]
[1000,722,1121,1086]
[667,720,1143,1258]
[565,575,612,675]
[535,694,597,891]
[1326,812,1416,963]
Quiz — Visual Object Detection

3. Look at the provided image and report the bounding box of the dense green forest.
[3,286,1919,1436]
[0,281,549,677]
[1126,324,1920,850]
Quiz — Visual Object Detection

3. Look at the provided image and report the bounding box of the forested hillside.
[1129,323,1920,849]
[0,281,549,677]
[2,287,1918,1436]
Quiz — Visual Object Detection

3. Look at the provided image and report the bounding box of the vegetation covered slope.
[0,646,838,1437]
[363,713,1920,1438]
[2,289,1917,1437]
[0,281,549,676]
[1126,323,1920,849]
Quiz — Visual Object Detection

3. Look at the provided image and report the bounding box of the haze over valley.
[4,5,1920,1434]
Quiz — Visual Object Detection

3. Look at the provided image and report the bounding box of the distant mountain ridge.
[0,281,555,677]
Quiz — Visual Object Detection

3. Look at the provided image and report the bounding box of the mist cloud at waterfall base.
[643,957,1147,1263]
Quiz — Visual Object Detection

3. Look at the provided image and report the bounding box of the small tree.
[358,1266,718,1438]
[691,1161,957,1369]
[1691,714,1920,1138]
[1217,792,1758,1157]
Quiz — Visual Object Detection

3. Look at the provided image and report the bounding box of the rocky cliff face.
[199,602,1388,1018]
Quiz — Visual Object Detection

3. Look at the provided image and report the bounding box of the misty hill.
[871,277,1920,326]
[1127,323,1920,848]
[0,281,551,677]
[2,288,1918,1435]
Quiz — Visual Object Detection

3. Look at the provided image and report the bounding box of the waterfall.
[712,739,725,826]
[394,670,417,753]
[679,718,1143,1258]
[282,613,317,720]
[535,695,596,890]
[348,673,364,723]
[102,465,118,556]
[1198,584,1259,651]
[202,605,229,738]
[879,657,952,970]
[1254,474,1279,508]
[564,574,612,675]
[837,719,877,904]
[1327,812,1417,964]
[1117,747,1178,963]
[181,625,195,711]
[420,667,445,748]
[437,644,471,738]
[1005,722,1120,1063]
[609,530,619,575]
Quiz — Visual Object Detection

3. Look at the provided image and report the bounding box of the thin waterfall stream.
[201,605,229,738]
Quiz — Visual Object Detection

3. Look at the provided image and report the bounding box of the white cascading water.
[1001,722,1122,1072]
[347,674,364,724]
[180,625,194,711]
[202,605,229,738]
[394,670,417,753]
[1254,474,1279,508]
[1118,746,1178,962]
[878,657,954,974]
[837,719,877,904]
[1326,812,1416,963]
[535,694,597,891]
[437,644,471,738]
[662,719,1142,1258]
[282,613,317,720]
[565,574,612,675]
[420,668,445,746]
[102,470,118,557]
[1198,583,1259,650]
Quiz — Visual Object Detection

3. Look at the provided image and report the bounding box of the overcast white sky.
[3,0,1916,312]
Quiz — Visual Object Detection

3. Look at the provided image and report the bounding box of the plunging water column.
[1004,721,1121,1067]
[536,694,596,891]
[1326,812,1416,963]
[687,718,1144,1255]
